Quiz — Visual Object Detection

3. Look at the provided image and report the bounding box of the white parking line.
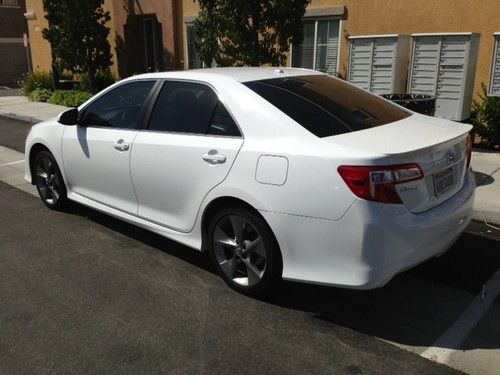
[421,269,500,365]
[0,160,24,167]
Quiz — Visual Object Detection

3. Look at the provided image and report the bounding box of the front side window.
[244,75,411,138]
[81,80,155,129]
[292,19,340,76]
[147,81,240,137]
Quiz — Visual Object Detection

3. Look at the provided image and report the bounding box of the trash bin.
[381,94,436,116]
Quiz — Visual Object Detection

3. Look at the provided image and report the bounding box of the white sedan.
[24,68,475,295]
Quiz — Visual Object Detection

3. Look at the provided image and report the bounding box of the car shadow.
[474,171,495,186]
[64,203,500,351]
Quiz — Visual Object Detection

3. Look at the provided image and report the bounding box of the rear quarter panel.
[195,78,388,222]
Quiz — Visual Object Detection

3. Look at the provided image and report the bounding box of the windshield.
[244,75,411,138]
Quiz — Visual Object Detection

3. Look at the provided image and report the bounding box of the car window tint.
[207,102,241,137]
[81,81,155,129]
[148,81,218,134]
[244,75,411,138]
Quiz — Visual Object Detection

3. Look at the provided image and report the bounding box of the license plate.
[434,168,454,196]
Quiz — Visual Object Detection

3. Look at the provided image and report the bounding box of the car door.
[61,80,157,214]
[130,80,244,232]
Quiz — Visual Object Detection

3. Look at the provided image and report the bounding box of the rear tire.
[33,151,69,211]
[208,206,282,296]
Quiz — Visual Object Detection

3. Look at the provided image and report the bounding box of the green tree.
[194,0,311,67]
[42,0,112,93]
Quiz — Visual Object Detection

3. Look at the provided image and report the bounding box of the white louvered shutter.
[489,34,500,96]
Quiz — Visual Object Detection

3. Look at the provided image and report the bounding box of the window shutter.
[316,20,339,75]
[489,34,500,96]
[292,21,315,69]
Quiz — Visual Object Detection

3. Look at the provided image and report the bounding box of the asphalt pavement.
[0,115,32,152]
[0,115,499,374]
[0,180,466,374]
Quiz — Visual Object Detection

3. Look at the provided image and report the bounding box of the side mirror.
[57,108,79,125]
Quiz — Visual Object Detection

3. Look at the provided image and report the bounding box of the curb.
[0,110,45,124]
[471,212,500,228]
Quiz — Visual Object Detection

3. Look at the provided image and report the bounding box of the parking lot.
[0,116,499,374]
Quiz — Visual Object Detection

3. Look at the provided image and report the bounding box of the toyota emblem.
[446,150,456,165]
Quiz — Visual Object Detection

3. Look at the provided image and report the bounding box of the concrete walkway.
[1,95,499,225]
[471,152,500,226]
[0,96,68,123]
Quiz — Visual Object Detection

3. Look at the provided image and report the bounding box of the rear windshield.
[244,75,411,138]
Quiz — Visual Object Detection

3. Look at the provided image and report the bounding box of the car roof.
[128,67,324,83]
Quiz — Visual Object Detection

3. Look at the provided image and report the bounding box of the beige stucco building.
[26,0,500,105]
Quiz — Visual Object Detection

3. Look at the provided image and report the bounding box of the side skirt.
[67,191,202,251]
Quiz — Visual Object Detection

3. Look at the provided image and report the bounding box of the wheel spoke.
[35,163,48,179]
[229,215,246,244]
[49,185,59,201]
[213,226,238,248]
[36,171,48,180]
[39,185,47,200]
[244,259,262,285]
[42,157,51,173]
[219,256,240,279]
[245,237,265,258]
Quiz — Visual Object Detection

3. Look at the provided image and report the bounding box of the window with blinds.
[489,34,500,97]
[292,19,340,76]
[186,24,203,69]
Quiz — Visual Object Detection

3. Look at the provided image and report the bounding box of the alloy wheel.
[35,156,61,206]
[212,214,267,287]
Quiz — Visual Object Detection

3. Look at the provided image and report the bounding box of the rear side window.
[147,81,240,137]
[244,75,410,138]
[208,103,240,137]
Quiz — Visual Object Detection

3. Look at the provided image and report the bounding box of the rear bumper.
[261,169,475,289]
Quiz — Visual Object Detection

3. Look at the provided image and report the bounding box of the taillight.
[466,133,472,168]
[338,164,424,204]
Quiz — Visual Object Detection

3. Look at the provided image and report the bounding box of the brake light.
[338,164,424,204]
[466,133,472,168]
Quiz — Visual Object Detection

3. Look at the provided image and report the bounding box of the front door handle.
[113,139,129,151]
[202,150,226,164]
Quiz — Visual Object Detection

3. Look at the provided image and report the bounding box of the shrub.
[80,69,116,92]
[471,83,500,149]
[19,71,53,96]
[28,88,53,102]
[48,90,93,107]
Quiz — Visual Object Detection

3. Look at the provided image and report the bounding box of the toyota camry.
[24,67,475,295]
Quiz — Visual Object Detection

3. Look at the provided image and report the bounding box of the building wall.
[24,0,500,97]
[25,0,179,79]
[25,0,118,75]
[111,0,180,77]
[180,0,500,98]
[0,0,29,84]
[24,0,50,72]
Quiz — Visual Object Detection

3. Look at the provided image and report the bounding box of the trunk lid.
[327,114,472,213]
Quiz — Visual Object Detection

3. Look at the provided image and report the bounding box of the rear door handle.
[202,150,226,164]
[113,139,129,151]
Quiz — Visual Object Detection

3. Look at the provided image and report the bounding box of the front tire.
[208,207,282,296]
[33,151,68,210]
